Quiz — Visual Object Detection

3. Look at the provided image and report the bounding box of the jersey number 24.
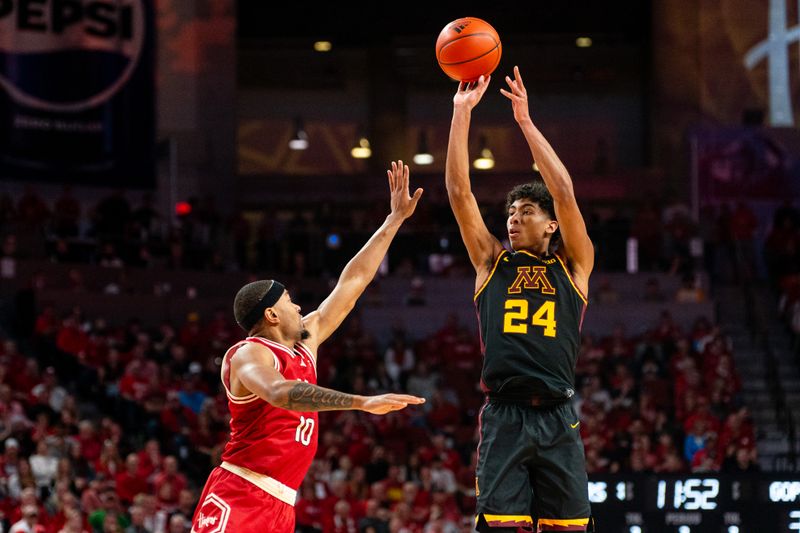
[503,299,556,337]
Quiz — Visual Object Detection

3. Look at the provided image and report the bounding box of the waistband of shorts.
[220,461,297,506]
[486,393,569,408]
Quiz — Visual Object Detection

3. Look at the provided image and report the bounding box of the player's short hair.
[505,179,556,221]
[233,280,283,332]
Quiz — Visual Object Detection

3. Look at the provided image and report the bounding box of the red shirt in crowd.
[115,470,151,504]
[153,470,187,506]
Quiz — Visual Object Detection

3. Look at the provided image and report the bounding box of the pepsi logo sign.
[0,0,145,113]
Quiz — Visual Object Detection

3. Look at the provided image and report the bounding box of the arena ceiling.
[237,2,651,47]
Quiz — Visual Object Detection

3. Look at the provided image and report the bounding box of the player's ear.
[546,219,558,235]
[263,307,280,326]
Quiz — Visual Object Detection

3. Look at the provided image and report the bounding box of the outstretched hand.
[361,393,426,415]
[453,75,491,111]
[500,66,531,123]
[387,160,423,221]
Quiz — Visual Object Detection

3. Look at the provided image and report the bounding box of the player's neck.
[517,243,550,257]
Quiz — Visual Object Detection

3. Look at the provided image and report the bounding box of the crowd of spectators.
[0,291,756,532]
[575,314,756,476]
[0,186,782,532]
[0,335,196,533]
[0,186,713,278]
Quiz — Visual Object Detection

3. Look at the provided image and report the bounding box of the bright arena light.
[413,153,434,165]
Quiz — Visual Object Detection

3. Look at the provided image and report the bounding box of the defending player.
[191,161,425,533]
[445,67,594,532]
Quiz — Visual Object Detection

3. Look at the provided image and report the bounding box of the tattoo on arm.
[284,382,355,411]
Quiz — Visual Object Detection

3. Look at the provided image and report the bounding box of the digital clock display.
[656,478,719,510]
[587,474,800,532]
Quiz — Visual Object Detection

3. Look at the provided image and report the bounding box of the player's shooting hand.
[360,393,425,415]
[387,160,423,222]
[500,66,531,124]
[453,75,491,111]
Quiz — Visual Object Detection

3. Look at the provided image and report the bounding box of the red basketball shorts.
[191,467,295,533]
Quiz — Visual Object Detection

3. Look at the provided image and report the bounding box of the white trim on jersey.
[220,341,260,403]
[247,336,297,358]
[226,394,259,405]
[220,461,297,506]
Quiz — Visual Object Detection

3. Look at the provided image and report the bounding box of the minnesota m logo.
[508,266,555,295]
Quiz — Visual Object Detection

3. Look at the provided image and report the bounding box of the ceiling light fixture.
[288,117,309,150]
[413,131,433,165]
[351,135,371,159]
[473,135,495,170]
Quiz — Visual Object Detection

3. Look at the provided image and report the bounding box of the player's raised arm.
[446,76,504,286]
[231,343,424,414]
[500,66,594,294]
[302,161,422,349]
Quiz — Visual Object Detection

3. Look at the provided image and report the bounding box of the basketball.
[436,17,502,82]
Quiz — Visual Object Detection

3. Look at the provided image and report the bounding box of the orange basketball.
[436,17,502,82]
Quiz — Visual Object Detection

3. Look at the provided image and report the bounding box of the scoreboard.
[588,474,800,532]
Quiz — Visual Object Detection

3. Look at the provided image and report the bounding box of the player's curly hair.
[505,179,555,219]
[505,179,561,245]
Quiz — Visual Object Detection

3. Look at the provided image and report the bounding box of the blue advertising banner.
[0,0,155,186]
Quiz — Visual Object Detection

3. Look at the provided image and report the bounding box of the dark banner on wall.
[693,127,800,203]
[0,0,155,186]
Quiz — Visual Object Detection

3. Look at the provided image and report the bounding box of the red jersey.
[220,336,318,490]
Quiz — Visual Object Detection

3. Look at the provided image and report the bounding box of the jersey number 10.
[503,299,556,337]
[295,416,315,446]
